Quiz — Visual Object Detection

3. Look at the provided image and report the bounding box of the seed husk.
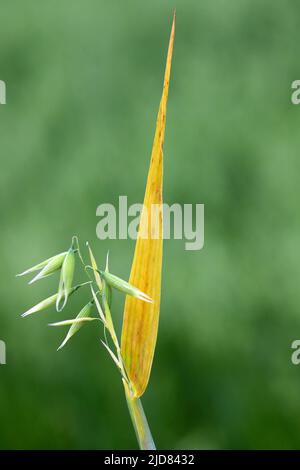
[55,301,95,350]
[56,248,76,312]
[21,285,79,318]
[17,252,67,277]
[28,252,67,284]
[99,270,152,303]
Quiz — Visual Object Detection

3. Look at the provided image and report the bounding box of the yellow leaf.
[121,14,175,397]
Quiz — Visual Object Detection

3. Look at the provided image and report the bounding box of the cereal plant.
[17,14,175,450]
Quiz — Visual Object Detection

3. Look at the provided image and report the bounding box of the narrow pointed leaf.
[121,15,175,397]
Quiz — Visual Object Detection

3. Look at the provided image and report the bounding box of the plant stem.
[84,245,156,449]
[123,380,156,450]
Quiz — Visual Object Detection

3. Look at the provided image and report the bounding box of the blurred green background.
[1,0,300,450]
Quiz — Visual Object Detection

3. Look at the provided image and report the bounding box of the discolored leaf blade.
[121,14,175,397]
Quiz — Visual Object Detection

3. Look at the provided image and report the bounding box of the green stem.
[123,380,156,450]
[85,249,156,450]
